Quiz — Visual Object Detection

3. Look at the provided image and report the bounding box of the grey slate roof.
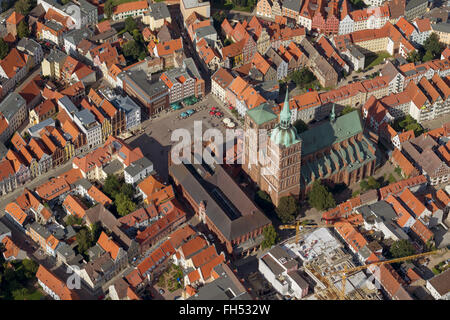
[405,0,428,11]
[46,49,67,64]
[283,0,303,12]
[432,22,450,33]
[195,25,217,39]
[124,157,153,177]
[0,220,11,238]
[111,94,140,114]
[73,178,93,190]
[64,27,94,46]
[188,263,252,300]
[28,118,55,136]
[103,159,124,176]
[149,2,171,20]
[75,108,97,126]
[17,38,41,54]
[0,93,26,122]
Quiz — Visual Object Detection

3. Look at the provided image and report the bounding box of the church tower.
[260,88,302,206]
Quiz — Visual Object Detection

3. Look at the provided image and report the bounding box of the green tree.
[14,0,31,15]
[120,183,135,199]
[340,106,356,116]
[0,39,9,59]
[103,174,120,198]
[12,287,29,300]
[66,215,83,226]
[122,40,141,60]
[124,16,138,34]
[290,68,316,89]
[407,50,422,63]
[76,228,93,254]
[115,193,136,216]
[254,190,274,213]
[61,0,69,4]
[423,33,444,61]
[423,50,434,62]
[104,0,114,19]
[212,10,227,32]
[390,239,415,259]
[293,119,308,134]
[367,176,380,189]
[275,196,298,223]
[393,115,424,137]
[17,21,29,39]
[22,259,38,276]
[90,222,102,242]
[261,225,278,249]
[307,180,336,211]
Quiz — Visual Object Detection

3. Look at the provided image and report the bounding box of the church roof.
[246,102,277,125]
[299,110,363,155]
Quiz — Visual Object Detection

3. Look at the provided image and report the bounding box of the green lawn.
[364,52,391,70]
[211,0,253,12]
[113,0,138,5]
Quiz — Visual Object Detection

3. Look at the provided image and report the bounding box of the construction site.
[283,228,381,300]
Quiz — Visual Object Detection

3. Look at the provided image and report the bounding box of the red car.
[215,111,223,117]
[209,111,215,115]
[228,106,233,110]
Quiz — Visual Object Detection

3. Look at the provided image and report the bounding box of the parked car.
[159,289,165,295]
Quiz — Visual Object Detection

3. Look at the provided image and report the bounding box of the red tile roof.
[97,232,121,260]
[36,265,79,300]
[35,177,70,201]
[6,11,24,25]
[168,225,196,249]
[63,194,87,219]
[379,175,427,199]
[180,236,208,259]
[1,236,20,259]
[191,245,219,268]
[410,219,433,243]
[113,1,149,15]
[5,202,27,226]
[199,255,225,280]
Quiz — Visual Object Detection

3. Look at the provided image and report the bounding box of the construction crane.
[325,248,448,300]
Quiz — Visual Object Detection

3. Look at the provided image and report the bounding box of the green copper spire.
[280,86,291,129]
[270,86,301,147]
[330,104,336,122]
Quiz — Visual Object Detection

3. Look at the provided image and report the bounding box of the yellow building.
[432,26,450,45]
[180,0,210,22]
[41,49,66,80]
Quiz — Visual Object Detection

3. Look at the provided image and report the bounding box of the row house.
[196,38,222,72]
[299,38,338,88]
[0,49,31,98]
[211,68,235,104]
[36,20,66,46]
[88,42,126,80]
[0,93,27,144]
[153,38,184,69]
[87,89,126,138]
[401,134,450,186]
[0,160,20,196]
[266,48,288,80]
[36,265,78,300]
[277,42,307,76]
[160,67,197,103]
[112,1,150,21]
